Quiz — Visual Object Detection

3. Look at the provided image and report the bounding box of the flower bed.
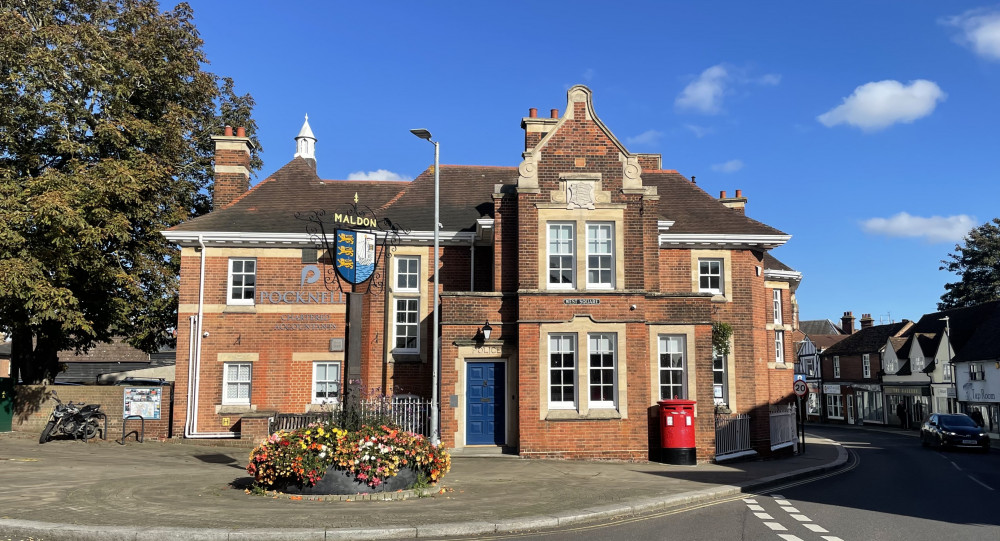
[247,423,451,494]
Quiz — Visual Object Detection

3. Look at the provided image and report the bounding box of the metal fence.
[769,404,797,451]
[269,395,432,436]
[714,413,754,460]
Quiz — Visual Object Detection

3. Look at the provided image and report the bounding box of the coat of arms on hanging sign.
[334,229,376,284]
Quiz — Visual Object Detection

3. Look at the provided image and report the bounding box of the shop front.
[884,384,930,429]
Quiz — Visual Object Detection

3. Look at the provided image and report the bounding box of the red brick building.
[163,86,800,461]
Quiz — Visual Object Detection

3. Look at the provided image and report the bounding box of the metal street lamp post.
[941,316,957,413]
[410,128,440,445]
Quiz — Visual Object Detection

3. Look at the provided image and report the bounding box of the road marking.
[804,523,829,533]
[781,505,799,513]
[742,498,757,503]
[778,535,804,541]
[754,512,773,520]
[950,461,962,471]
[967,475,995,491]
[821,537,844,541]
[774,499,791,506]
[790,514,811,522]
[770,493,784,498]
[747,504,765,511]
[764,522,787,531]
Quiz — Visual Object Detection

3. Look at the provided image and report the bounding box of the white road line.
[764,522,787,531]
[742,498,757,503]
[951,461,962,471]
[804,523,829,533]
[778,535,804,541]
[821,537,844,541]
[771,493,785,498]
[967,475,995,491]
[754,512,773,520]
[747,504,765,511]
[790,514,811,522]
[781,505,799,513]
[774,499,791,506]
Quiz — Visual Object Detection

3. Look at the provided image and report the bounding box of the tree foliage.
[939,218,1000,310]
[0,0,261,382]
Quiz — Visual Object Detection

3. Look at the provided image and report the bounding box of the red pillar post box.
[657,399,696,465]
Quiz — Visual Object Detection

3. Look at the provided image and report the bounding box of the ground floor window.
[856,390,883,423]
[826,394,843,419]
[548,334,577,408]
[588,333,617,408]
[312,362,341,404]
[712,348,727,405]
[393,297,419,352]
[806,392,820,415]
[223,362,251,405]
[658,335,686,400]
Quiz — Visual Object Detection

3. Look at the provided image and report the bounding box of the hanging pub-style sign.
[334,229,376,285]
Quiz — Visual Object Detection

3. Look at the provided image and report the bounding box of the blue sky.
[181,1,1000,325]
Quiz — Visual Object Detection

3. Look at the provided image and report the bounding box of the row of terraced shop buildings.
[161,86,802,462]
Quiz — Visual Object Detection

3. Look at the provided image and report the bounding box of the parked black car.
[921,413,991,452]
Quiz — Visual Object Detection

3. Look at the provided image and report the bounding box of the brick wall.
[13,384,173,441]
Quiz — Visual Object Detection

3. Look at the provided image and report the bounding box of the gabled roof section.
[944,300,1000,362]
[801,319,844,336]
[888,336,908,356]
[809,334,848,351]
[823,321,912,356]
[166,158,517,239]
[909,300,1000,362]
[646,170,788,238]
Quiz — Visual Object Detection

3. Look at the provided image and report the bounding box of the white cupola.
[294,114,316,161]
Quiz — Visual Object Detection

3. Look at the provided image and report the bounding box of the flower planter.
[280,466,419,495]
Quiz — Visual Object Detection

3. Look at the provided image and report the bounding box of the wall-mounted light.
[482,321,493,341]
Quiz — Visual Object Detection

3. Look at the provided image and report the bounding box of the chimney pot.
[529,108,537,118]
[224,125,233,136]
[720,190,727,198]
[550,108,559,118]
[236,126,246,137]
[736,189,742,198]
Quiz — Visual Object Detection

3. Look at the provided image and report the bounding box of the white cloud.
[675,64,781,115]
[817,80,946,131]
[625,129,663,146]
[684,124,713,138]
[943,8,1000,60]
[583,68,596,81]
[675,65,729,114]
[860,212,976,243]
[345,169,411,181]
[711,159,744,173]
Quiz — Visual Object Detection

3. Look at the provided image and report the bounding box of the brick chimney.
[860,313,874,329]
[211,125,255,210]
[841,311,856,335]
[719,189,747,214]
[522,107,560,151]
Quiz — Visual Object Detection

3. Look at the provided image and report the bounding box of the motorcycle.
[39,391,105,443]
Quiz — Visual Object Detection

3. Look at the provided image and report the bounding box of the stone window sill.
[215,404,257,414]
[545,408,621,421]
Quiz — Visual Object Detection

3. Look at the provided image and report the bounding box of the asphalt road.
[474,426,1000,541]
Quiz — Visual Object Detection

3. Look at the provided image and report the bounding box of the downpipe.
[184,235,236,439]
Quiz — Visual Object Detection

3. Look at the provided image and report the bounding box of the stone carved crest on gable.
[566,181,595,210]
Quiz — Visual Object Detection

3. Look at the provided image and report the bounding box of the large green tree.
[939,218,1000,310]
[0,0,261,383]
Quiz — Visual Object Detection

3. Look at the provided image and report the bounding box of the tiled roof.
[822,321,911,356]
[909,300,1000,362]
[171,160,786,238]
[763,252,793,272]
[800,320,844,336]
[809,334,849,351]
[888,336,908,356]
[643,171,786,236]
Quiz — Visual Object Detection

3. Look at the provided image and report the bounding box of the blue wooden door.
[466,362,505,445]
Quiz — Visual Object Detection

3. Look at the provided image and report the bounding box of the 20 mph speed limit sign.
[793,380,808,397]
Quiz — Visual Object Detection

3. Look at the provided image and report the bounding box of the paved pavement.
[0,430,846,541]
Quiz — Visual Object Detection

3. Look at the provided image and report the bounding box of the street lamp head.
[410,128,433,141]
